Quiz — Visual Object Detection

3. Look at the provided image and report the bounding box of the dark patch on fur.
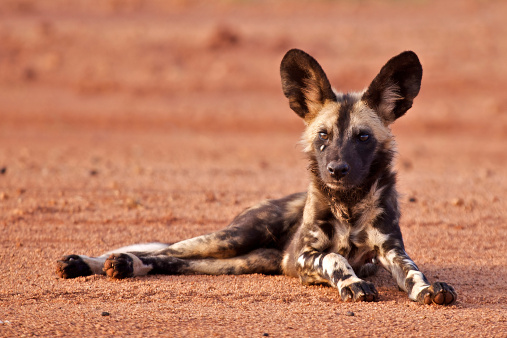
[405,276,416,295]
[337,94,353,139]
[104,253,134,279]
[141,256,190,275]
[56,255,93,279]
[357,263,379,278]
[317,222,335,240]
[340,274,353,281]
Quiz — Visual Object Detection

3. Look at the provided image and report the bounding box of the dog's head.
[280,49,422,191]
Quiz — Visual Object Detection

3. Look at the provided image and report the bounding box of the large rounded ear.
[280,49,336,122]
[362,51,422,124]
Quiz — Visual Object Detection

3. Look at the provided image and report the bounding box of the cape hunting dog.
[57,49,457,305]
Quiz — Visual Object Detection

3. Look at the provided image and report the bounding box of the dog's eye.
[358,133,370,142]
[318,132,328,141]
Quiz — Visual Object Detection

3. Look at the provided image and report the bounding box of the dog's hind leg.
[56,243,170,279]
[98,200,293,279]
[55,213,277,279]
[152,194,306,260]
[155,227,272,260]
[56,193,306,279]
[103,248,283,279]
[56,227,269,279]
[55,202,277,279]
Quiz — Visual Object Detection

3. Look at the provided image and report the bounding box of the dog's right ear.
[280,49,336,122]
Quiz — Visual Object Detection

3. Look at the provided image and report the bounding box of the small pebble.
[408,197,417,203]
[451,198,464,206]
[101,312,110,316]
[125,197,141,209]
[0,167,6,175]
[90,170,99,176]
[401,160,413,170]
[345,311,355,316]
[262,334,269,337]
[205,191,217,203]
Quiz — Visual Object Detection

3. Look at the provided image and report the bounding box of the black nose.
[327,161,350,178]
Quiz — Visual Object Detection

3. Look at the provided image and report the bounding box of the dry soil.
[1,0,506,336]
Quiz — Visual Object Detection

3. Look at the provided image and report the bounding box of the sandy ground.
[1,0,506,336]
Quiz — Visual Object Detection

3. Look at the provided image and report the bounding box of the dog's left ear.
[362,51,422,124]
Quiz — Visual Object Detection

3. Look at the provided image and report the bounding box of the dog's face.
[280,49,422,191]
[305,95,386,190]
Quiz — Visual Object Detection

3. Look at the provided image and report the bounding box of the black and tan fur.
[57,49,456,305]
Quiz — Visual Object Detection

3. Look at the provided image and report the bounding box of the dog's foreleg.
[379,246,457,305]
[297,250,379,302]
[294,223,379,302]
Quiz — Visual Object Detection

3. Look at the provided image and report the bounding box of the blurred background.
[1,0,506,135]
[1,0,506,232]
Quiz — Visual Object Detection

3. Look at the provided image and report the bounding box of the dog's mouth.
[325,181,346,190]
[323,177,355,191]
[322,167,369,192]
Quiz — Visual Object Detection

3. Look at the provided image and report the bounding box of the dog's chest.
[328,220,381,267]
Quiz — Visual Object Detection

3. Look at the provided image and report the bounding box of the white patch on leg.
[296,254,307,268]
[78,255,107,274]
[382,249,410,291]
[313,253,323,268]
[407,270,430,301]
[321,253,356,287]
[382,249,426,297]
[104,242,169,256]
[125,253,153,276]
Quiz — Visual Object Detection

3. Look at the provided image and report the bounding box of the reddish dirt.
[1,0,506,336]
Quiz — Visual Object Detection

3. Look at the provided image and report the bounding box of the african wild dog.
[57,49,456,305]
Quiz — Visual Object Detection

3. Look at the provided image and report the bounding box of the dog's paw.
[56,255,93,279]
[417,282,457,305]
[339,279,379,302]
[103,253,134,279]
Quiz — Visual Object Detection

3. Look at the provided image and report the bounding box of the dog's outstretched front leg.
[379,246,457,305]
[297,250,379,302]
[294,221,379,302]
